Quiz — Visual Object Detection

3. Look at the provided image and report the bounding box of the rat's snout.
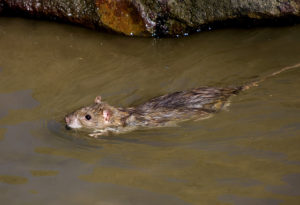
[65,116,72,130]
[65,115,71,124]
[64,114,82,129]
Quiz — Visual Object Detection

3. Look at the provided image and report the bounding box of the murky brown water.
[0,17,300,205]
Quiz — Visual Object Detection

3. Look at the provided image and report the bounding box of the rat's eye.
[85,114,92,120]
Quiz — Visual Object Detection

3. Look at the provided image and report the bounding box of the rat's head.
[65,96,113,130]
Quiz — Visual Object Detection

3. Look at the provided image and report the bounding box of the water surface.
[0,18,300,204]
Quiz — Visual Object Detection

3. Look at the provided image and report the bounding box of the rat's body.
[65,87,240,136]
[65,63,300,137]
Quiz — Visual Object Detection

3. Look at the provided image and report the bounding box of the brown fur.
[65,86,240,136]
[65,63,300,137]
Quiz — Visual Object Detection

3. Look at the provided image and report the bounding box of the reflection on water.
[0,175,28,185]
[0,90,39,119]
[219,195,282,205]
[0,128,5,141]
[30,170,59,177]
[0,17,300,204]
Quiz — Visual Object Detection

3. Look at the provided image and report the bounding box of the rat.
[65,63,300,137]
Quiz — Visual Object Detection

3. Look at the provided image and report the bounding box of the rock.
[95,0,148,36]
[134,0,300,36]
[1,0,100,29]
[1,0,300,37]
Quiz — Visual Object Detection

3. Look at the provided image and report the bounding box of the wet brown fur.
[65,86,241,136]
[65,63,300,136]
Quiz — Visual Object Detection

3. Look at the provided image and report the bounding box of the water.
[0,17,300,205]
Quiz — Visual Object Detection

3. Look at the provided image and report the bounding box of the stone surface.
[95,0,148,36]
[134,0,300,36]
[1,0,300,37]
[0,0,100,29]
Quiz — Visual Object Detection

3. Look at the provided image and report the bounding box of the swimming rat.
[65,63,300,137]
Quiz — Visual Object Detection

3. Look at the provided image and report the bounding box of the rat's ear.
[103,110,111,123]
[94,96,102,104]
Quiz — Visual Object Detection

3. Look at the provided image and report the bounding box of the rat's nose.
[65,116,72,130]
[65,116,71,124]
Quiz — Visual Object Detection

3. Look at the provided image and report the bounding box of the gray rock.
[1,0,300,37]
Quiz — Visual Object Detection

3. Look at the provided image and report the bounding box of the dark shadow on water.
[267,173,300,196]
[219,194,282,205]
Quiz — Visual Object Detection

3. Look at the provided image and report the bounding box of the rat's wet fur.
[65,63,300,137]
[65,87,241,137]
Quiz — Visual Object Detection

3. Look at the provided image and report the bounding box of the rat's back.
[137,86,241,112]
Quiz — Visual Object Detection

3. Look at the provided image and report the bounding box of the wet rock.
[135,0,300,36]
[95,0,148,36]
[1,0,300,37]
[1,0,101,29]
